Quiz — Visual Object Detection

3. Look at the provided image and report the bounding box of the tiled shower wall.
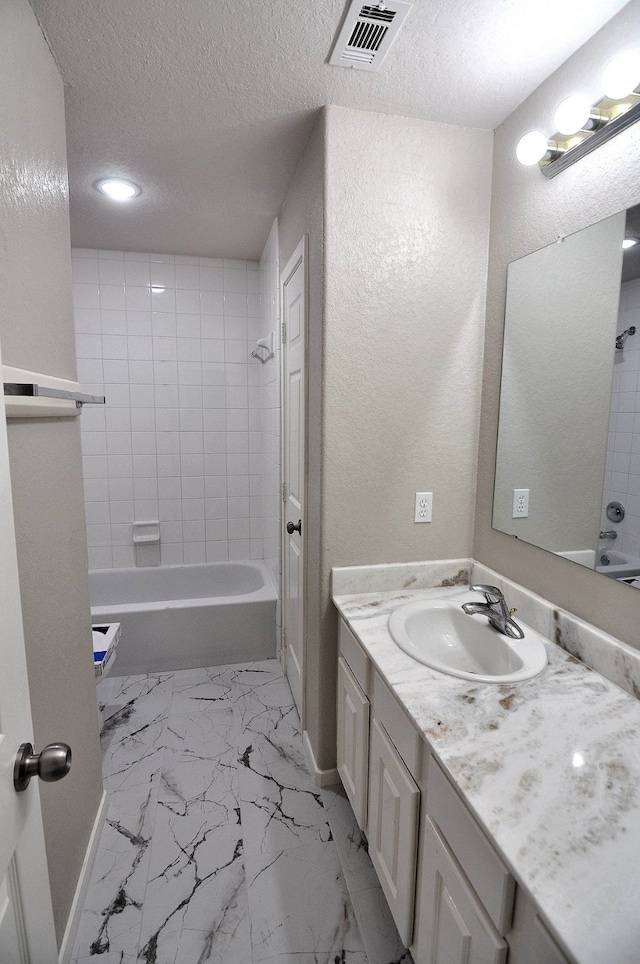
[73,248,263,569]
[602,278,640,555]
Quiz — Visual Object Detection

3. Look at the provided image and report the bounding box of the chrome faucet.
[461,585,524,640]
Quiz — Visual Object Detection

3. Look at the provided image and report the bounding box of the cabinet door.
[419,817,507,964]
[368,717,420,947]
[337,656,370,829]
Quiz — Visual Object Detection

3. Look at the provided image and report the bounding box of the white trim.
[303,729,340,788]
[58,790,108,964]
[280,235,308,725]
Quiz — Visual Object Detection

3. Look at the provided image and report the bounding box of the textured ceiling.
[31,0,630,259]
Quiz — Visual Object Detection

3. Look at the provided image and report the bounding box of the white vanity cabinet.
[335,615,571,964]
[412,754,513,964]
[337,620,421,944]
[367,694,420,947]
[336,656,369,829]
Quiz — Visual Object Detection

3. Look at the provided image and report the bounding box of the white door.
[281,238,306,716]
[0,340,58,961]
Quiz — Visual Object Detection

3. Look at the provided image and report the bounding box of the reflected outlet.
[414,492,433,523]
[512,488,529,518]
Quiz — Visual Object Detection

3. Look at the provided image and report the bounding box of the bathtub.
[89,561,277,676]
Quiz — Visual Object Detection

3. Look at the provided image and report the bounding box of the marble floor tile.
[351,886,412,964]
[170,664,245,718]
[239,755,331,856]
[321,784,380,894]
[322,785,411,964]
[101,674,174,792]
[71,781,158,959]
[76,658,408,962]
[246,840,368,963]
[160,716,239,821]
[71,953,138,964]
[139,809,250,964]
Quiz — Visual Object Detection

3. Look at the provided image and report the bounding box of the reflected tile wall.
[602,278,640,558]
[73,248,262,568]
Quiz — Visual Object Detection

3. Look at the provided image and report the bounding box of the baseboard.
[58,789,108,964]
[302,729,340,788]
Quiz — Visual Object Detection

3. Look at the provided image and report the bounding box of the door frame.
[279,235,308,724]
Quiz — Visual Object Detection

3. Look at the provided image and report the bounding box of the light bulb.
[553,94,591,135]
[601,51,640,100]
[623,237,640,249]
[515,131,549,166]
[95,178,141,200]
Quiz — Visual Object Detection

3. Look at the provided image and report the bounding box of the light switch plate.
[414,492,433,523]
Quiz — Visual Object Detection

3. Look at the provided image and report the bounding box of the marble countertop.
[333,580,640,964]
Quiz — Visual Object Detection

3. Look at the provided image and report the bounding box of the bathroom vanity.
[332,560,640,964]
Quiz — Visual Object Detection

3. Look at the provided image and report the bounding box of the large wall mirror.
[493,200,640,590]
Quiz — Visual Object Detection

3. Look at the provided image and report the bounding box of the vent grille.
[347,20,389,54]
[359,5,396,22]
[329,0,412,72]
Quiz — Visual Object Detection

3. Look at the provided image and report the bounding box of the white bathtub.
[89,561,277,676]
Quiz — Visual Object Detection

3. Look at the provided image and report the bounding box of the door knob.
[14,742,72,792]
[286,519,302,535]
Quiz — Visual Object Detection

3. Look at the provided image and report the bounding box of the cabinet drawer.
[372,671,421,778]
[338,619,371,695]
[419,816,508,964]
[426,758,515,934]
[337,657,370,830]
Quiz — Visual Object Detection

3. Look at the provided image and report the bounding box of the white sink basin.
[388,598,548,683]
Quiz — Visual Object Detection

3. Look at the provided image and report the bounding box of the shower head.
[616,326,636,350]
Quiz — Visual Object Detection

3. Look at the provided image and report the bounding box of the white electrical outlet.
[414,492,433,523]
[512,488,529,518]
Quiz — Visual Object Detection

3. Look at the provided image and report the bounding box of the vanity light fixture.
[95,178,141,200]
[516,50,640,178]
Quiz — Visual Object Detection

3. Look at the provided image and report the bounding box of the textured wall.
[0,0,103,945]
[72,248,263,568]
[474,0,640,648]
[493,211,624,551]
[279,107,493,770]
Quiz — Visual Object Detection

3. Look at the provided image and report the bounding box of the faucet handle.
[470,584,503,605]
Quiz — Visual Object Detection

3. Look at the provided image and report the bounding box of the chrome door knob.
[14,742,72,792]
[286,520,302,535]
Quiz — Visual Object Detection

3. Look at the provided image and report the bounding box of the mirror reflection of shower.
[599,201,640,587]
[616,325,636,350]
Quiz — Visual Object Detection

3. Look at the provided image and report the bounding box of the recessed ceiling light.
[622,237,640,249]
[95,178,141,200]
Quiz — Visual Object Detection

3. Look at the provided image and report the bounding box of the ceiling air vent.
[329,0,413,72]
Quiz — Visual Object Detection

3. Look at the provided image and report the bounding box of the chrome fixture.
[606,501,625,522]
[616,326,636,350]
[14,742,72,792]
[251,332,275,363]
[516,52,640,177]
[461,585,525,640]
[600,530,618,540]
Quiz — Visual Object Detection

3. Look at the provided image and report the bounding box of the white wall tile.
[74,245,273,570]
